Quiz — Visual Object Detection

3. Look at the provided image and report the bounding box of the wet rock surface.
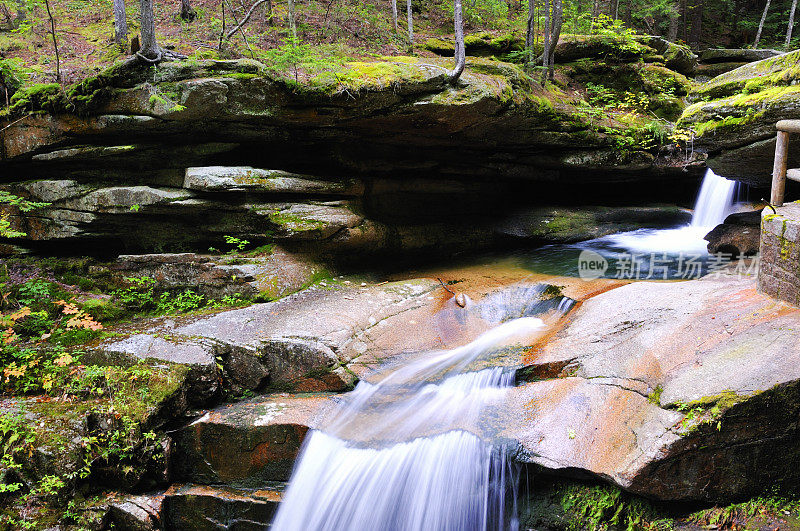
[92,279,442,395]
[505,273,800,501]
[498,205,691,243]
[163,484,282,530]
[704,209,762,255]
[119,266,800,504]
[171,394,324,487]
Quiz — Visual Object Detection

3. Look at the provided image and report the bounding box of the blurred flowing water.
[521,169,742,279]
[271,318,549,531]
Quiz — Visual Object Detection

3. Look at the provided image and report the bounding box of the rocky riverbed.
[8,253,791,529]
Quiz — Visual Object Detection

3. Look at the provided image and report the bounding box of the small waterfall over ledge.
[690,169,739,228]
[272,317,548,531]
[601,169,739,255]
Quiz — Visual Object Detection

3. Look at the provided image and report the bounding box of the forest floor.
[0,0,526,86]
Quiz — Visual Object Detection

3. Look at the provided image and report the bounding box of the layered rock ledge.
[679,49,800,186]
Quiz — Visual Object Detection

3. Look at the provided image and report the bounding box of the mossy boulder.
[699,48,784,64]
[638,35,697,75]
[421,31,524,58]
[565,60,690,120]
[554,34,655,63]
[679,49,800,184]
[695,61,749,79]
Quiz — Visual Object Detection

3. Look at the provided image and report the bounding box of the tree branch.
[226,0,269,39]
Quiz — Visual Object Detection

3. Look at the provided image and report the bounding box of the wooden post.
[772,130,790,206]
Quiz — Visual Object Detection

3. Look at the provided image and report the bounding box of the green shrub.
[13,310,53,337]
[155,290,205,314]
[113,277,157,312]
[80,298,125,322]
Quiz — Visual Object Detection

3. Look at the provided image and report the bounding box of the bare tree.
[263,0,273,26]
[113,0,128,52]
[226,0,270,39]
[288,0,297,41]
[180,0,197,22]
[526,0,535,70]
[539,0,561,83]
[138,0,163,62]
[223,0,255,56]
[448,0,465,84]
[754,0,771,47]
[407,0,413,44]
[391,0,398,32]
[786,0,798,49]
[688,0,702,47]
[548,0,562,80]
[43,0,60,83]
[541,0,550,84]
[668,2,680,41]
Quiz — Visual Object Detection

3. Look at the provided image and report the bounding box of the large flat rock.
[504,273,800,501]
[94,279,445,393]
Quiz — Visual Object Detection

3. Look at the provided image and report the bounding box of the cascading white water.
[272,317,547,531]
[599,168,739,254]
[690,169,739,228]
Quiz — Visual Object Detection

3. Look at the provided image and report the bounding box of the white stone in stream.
[184,166,363,195]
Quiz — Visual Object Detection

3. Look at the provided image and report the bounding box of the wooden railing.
[771,119,800,206]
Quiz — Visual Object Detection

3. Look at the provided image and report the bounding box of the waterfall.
[272,317,547,531]
[690,169,739,228]
[595,168,739,255]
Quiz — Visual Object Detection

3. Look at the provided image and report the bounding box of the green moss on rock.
[422,31,524,58]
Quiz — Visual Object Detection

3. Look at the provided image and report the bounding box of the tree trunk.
[541,0,550,84]
[689,0,702,47]
[138,0,162,62]
[265,0,273,25]
[391,0,398,32]
[11,0,25,30]
[448,0,465,83]
[548,0,562,80]
[526,0,535,48]
[113,0,128,52]
[610,0,619,19]
[288,0,297,41]
[786,0,798,49]
[591,0,599,32]
[406,0,413,44]
[180,0,197,21]
[680,0,688,41]
[43,0,60,83]
[668,2,679,41]
[754,0,770,47]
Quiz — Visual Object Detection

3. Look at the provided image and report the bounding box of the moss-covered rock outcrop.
[679,50,800,185]
[0,54,700,256]
[422,31,525,59]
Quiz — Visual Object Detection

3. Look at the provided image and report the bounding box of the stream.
[271,170,742,530]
